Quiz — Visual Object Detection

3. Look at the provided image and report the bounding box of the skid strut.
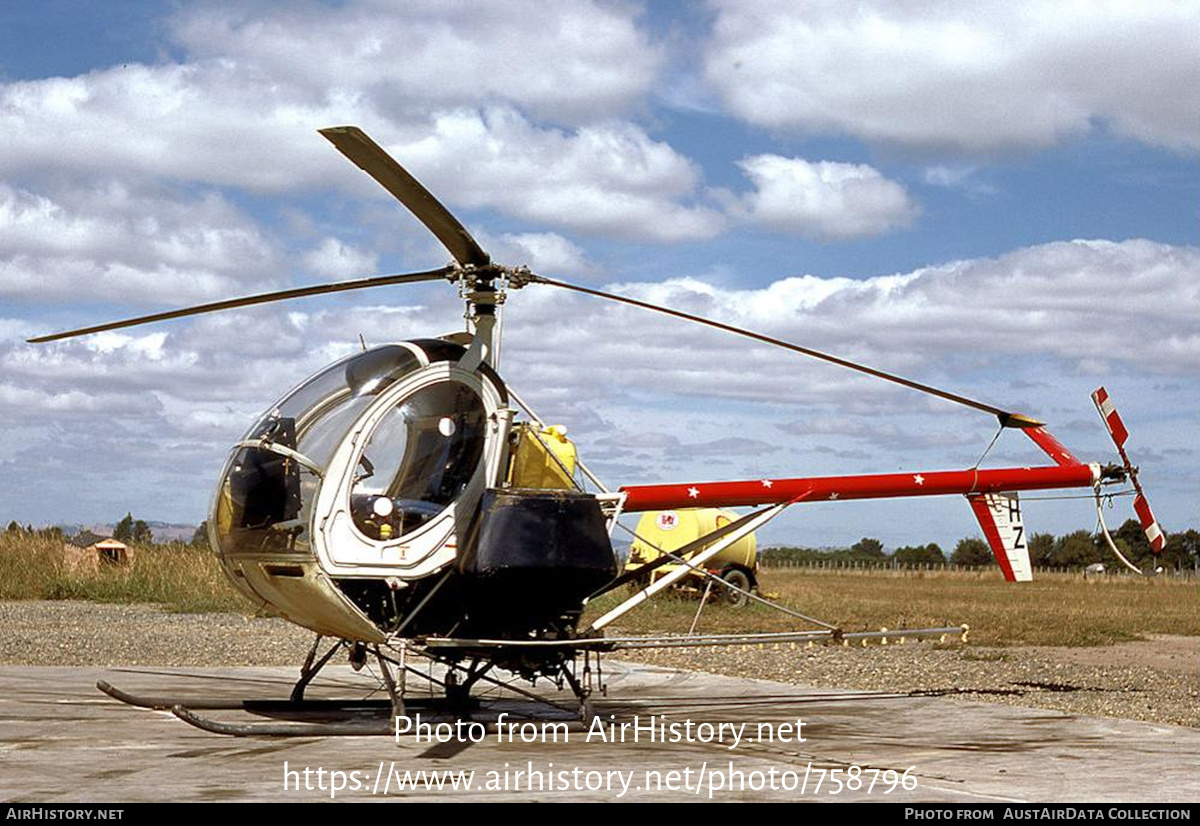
[375,643,405,719]
[291,636,343,702]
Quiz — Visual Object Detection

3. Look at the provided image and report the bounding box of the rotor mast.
[456,264,506,370]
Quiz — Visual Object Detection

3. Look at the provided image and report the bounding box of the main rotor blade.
[319,126,490,268]
[527,275,1041,428]
[27,267,454,343]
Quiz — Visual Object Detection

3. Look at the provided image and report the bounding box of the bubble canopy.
[210,342,504,576]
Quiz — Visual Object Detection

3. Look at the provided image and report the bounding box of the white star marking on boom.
[761,479,773,488]
[687,487,700,499]
[913,474,925,486]
[829,492,839,500]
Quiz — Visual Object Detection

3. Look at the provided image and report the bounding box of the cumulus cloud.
[923,165,976,188]
[0,2,710,246]
[477,231,593,276]
[703,0,1200,152]
[1,71,721,241]
[598,239,1199,377]
[380,108,725,242]
[0,63,355,192]
[10,239,1194,432]
[488,239,1199,461]
[0,183,281,307]
[4,238,1195,535]
[0,0,666,181]
[4,4,950,252]
[491,240,1198,544]
[1,2,1195,535]
[302,237,380,281]
[170,0,663,124]
[727,155,917,239]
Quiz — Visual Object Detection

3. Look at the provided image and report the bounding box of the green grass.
[584,567,1200,647]
[3,534,1196,645]
[0,534,251,613]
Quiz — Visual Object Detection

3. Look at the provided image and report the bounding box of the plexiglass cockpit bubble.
[348,380,486,541]
[211,344,423,556]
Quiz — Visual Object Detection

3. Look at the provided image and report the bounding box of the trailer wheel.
[719,568,751,607]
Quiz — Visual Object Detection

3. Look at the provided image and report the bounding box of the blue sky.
[0,1,1196,549]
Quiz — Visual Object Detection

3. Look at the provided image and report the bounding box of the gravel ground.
[614,638,1199,729]
[1,600,1195,728]
[0,600,315,667]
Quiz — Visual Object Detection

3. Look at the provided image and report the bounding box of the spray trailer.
[626,509,758,606]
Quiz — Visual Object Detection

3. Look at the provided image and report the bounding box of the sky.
[0,1,1196,550]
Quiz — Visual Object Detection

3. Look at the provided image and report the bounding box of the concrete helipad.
[1,663,1196,802]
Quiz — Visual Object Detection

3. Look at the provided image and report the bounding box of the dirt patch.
[1023,635,1198,676]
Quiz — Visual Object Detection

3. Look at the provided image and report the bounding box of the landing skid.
[97,636,596,737]
[98,623,967,736]
[97,679,394,712]
[169,700,462,737]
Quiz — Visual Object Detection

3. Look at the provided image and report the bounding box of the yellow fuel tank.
[627,508,757,575]
[508,424,577,490]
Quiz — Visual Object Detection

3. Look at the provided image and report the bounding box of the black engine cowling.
[457,488,618,636]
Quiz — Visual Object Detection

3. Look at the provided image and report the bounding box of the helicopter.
[29,126,1163,734]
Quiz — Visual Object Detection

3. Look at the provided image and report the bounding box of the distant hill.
[54,521,201,544]
[142,521,202,542]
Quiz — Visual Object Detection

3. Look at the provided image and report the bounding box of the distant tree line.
[112,512,153,544]
[4,515,215,550]
[4,522,63,541]
[5,513,155,546]
[762,521,1200,572]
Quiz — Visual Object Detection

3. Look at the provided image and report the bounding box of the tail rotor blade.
[1134,494,1166,554]
[27,267,454,343]
[1092,386,1129,447]
[319,126,490,268]
[1092,386,1164,555]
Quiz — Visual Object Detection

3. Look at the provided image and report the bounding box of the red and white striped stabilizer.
[1092,386,1164,554]
[967,492,1032,582]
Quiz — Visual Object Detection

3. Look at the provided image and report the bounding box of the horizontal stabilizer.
[967,492,1032,582]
